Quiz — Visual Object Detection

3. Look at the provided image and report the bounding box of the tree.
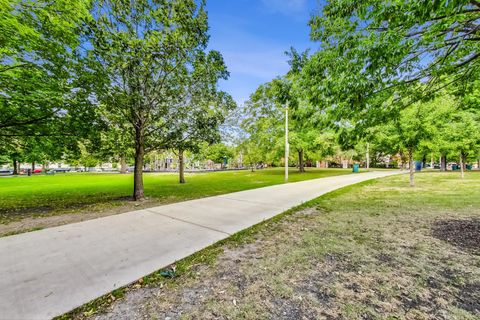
[304,0,480,117]
[366,100,433,186]
[242,75,326,172]
[162,52,235,183]
[87,0,221,200]
[74,142,100,171]
[242,81,285,166]
[444,110,480,178]
[420,95,459,171]
[0,0,96,138]
[289,127,326,172]
[97,108,133,174]
[22,136,70,171]
[199,143,234,166]
[239,140,264,171]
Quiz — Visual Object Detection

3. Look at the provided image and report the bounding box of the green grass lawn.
[0,168,351,224]
[62,171,480,320]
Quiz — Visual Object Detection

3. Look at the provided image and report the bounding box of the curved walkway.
[0,171,400,319]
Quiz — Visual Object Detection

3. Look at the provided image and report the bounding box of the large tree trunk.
[422,154,427,169]
[31,162,35,172]
[133,126,145,201]
[440,154,447,172]
[179,149,185,184]
[409,148,414,187]
[120,154,127,174]
[298,149,305,173]
[12,159,18,175]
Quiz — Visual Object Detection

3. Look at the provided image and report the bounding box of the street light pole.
[285,103,289,182]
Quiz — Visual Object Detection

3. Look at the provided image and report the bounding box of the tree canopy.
[86,0,231,199]
[304,0,480,118]
[0,0,95,138]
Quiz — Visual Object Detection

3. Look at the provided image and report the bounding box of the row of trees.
[238,0,480,186]
[1,0,235,199]
[304,0,480,186]
[2,0,480,195]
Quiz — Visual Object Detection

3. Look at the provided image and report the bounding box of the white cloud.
[261,0,308,14]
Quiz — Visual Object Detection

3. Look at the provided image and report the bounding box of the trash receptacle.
[466,164,472,171]
[352,164,359,173]
[27,169,32,176]
[415,161,422,172]
[452,164,458,170]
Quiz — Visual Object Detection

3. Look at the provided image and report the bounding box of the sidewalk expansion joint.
[216,196,286,209]
[145,210,231,236]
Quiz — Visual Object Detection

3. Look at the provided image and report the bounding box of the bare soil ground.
[0,199,156,237]
[68,173,480,320]
[432,218,480,255]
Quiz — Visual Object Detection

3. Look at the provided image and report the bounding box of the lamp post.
[285,103,289,182]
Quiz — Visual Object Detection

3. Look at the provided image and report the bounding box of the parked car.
[0,169,12,175]
[33,169,43,174]
[54,168,71,173]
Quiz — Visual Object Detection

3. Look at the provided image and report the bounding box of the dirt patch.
[0,199,157,237]
[456,282,480,314]
[0,211,121,237]
[431,218,480,255]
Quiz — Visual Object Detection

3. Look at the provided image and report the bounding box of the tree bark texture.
[298,149,305,173]
[179,149,185,184]
[13,159,18,175]
[120,154,127,174]
[133,125,145,201]
[440,155,447,172]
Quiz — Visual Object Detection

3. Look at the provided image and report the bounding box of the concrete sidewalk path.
[0,171,400,319]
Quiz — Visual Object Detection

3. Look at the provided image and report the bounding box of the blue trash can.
[415,161,422,172]
[352,164,359,173]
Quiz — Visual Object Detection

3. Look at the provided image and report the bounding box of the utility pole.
[285,104,289,182]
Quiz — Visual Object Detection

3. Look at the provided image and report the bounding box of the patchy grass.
[0,168,350,226]
[65,171,480,320]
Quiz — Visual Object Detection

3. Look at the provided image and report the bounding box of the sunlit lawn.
[0,168,352,223]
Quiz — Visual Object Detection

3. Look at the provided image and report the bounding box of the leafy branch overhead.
[304,0,480,114]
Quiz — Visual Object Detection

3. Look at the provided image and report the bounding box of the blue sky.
[205,0,320,106]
